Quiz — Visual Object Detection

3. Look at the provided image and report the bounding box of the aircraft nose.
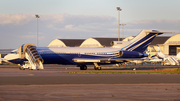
[3,54,13,63]
[4,54,9,61]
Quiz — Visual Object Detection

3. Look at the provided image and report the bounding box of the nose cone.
[1,55,10,63]
[3,54,16,63]
[3,53,20,64]
[4,55,9,62]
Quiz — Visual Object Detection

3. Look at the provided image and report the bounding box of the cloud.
[0,14,34,25]
[120,19,180,37]
[18,35,36,38]
[1,13,180,49]
[126,19,180,30]
[41,13,69,23]
[18,32,45,40]
[47,24,54,28]
[1,14,179,32]
[54,36,62,39]
[65,24,74,28]
[39,36,45,40]
[129,19,180,25]
[40,14,117,33]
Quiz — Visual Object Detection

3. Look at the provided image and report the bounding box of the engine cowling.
[119,50,148,58]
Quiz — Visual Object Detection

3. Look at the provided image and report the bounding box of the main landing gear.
[79,63,101,70]
[80,65,87,70]
[94,63,101,70]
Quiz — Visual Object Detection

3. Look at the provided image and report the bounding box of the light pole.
[117,7,122,41]
[120,24,126,40]
[35,15,40,47]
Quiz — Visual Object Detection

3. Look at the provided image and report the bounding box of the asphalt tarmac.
[0,65,180,101]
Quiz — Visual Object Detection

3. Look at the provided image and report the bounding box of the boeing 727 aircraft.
[4,30,164,70]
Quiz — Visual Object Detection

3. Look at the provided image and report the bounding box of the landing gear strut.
[94,63,101,70]
[80,65,87,70]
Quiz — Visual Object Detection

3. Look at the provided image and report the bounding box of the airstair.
[164,56,179,66]
[18,44,44,70]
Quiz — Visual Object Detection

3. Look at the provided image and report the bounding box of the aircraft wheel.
[80,65,87,70]
[19,66,25,70]
[94,66,98,70]
[97,67,101,70]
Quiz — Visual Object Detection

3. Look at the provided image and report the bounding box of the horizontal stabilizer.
[146,31,174,34]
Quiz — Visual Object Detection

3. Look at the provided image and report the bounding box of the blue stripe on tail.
[125,33,156,53]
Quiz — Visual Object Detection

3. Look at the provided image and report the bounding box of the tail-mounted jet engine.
[119,50,148,58]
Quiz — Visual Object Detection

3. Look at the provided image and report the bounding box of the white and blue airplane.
[156,45,180,65]
[4,30,164,70]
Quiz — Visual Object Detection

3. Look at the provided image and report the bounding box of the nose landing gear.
[94,63,101,70]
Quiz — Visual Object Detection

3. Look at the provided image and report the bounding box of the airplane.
[141,50,163,64]
[4,30,164,70]
[156,45,180,65]
[143,57,163,64]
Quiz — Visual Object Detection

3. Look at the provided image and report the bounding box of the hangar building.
[79,37,134,47]
[48,37,134,48]
[80,38,119,47]
[48,39,84,47]
[160,34,180,55]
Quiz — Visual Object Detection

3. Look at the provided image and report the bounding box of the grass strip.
[67,69,180,74]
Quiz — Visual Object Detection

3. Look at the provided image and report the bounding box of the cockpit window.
[10,50,18,54]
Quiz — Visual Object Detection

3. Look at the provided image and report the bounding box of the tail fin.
[157,45,161,53]
[176,52,180,60]
[157,45,166,58]
[121,30,163,53]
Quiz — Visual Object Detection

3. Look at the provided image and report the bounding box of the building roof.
[93,37,171,46]
[163,34,180,45]
[92,38,123,46]
[59,39,85,47]
[150,36,170,45]
[52,36,170,47]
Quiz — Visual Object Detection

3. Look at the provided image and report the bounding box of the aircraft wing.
[73,57,146,63]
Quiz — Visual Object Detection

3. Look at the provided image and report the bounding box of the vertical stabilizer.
[176,52,180,60]
[157,45,166,58]
[121,30,163,53]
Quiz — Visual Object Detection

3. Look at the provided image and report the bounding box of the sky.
[0,0,180,49]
